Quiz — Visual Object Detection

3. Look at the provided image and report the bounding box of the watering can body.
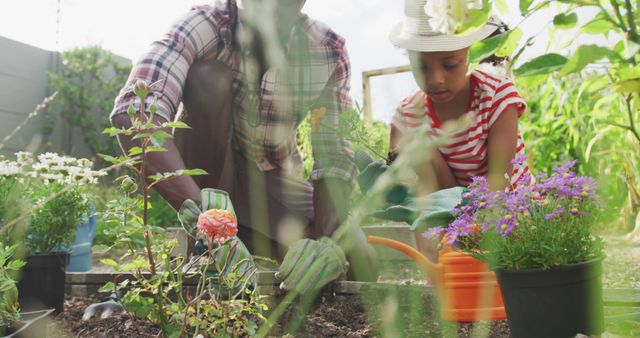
[368,235,506,322]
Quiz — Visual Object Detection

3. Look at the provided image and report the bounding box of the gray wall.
[0,35,130,160]
[0,36,56,158]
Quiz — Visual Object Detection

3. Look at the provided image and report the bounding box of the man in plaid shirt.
[110,0,378,286]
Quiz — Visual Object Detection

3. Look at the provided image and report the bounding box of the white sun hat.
[390,0,500,52]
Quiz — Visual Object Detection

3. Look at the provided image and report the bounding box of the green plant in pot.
[0,152,104,314]
[425,156,605,338]
[0,243,24,334]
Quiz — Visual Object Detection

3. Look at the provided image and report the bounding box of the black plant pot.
[17,252,70,314]
[496,259,604,338]
[0,309,55,338]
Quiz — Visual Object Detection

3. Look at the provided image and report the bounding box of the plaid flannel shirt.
[111,2,356,184]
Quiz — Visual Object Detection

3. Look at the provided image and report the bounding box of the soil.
[52,293,510,338]
[49,297,162,338]
[271,290,510,338]
[50,237,638,337]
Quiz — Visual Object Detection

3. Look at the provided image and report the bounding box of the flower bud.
[127,103,136,118]
[121,176,138,194]
[133,79,149,99]
[149,96,158,116]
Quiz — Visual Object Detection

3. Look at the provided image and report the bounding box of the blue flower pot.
[67,205,96,272]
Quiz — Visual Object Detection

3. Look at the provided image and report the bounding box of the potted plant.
[425,156,605,338]
[0,152,104,314]
[0,242,55,338]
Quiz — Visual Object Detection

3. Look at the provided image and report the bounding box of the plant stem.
[626,95,640,144]
[625,0,639,43]
[137,93,166,330]
[193,254,210,335]
[610,0,630,33]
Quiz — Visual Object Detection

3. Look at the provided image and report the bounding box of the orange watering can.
[368,235,506,322]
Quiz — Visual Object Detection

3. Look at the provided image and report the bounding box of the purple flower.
[445,214,475,244]
[536,173,597,199]
[422,227,446,240]
[511,154,528,167]
[552,160,578,175]
[468,176,489,198]
[496,215,516,237]
[503,188,530,213]
[545,208,566,220]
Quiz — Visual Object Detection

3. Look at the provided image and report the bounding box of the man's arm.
[310,42,378,282]
[110,6,226,208]
[111,114,201,209]
[308,42,357,236]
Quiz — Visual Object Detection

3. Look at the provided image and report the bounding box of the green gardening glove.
[410,187,467,233]
[368,204,420,224]
[178,188,257,287]
[355,149,410,205]
[275,237,348,295]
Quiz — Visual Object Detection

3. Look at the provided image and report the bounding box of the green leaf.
[6,260,25,270]
[100,258,119,269]
[122,258,150,271]
[98,154,130,164]
[149,168,207,182]
[514,53,568,77]
[92,244,110,253]
[146,146,167,153]
[614,78,640,93]
[559,45,618,75]
[581,18,614,35]
[622,40,640,60]
[182,169,207,176]
[520,0,533,15]
[495,0,508,15]
[131,132,151,140]
[149,130,173,147]
[553,12,577,29]
[469,31,510,63]
[457,5,491,36]
[496,28,523,58]
[0,280,15,292]
[128,147,143,156]
[103,127,127,136]
[127,103,136,118]
[163,121,190,129]
[98,282,116,293]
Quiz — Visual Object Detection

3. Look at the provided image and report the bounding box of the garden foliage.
[98,80,266,337]
[46,46,131,160]
[426,157,604,270]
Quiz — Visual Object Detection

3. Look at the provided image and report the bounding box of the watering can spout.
[367,235,444,288]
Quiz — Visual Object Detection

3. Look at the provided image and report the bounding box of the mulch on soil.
[52,293,509,338]
[49,297,161,338]
[272,291,510,338]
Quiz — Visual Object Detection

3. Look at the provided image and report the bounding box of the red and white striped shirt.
[391,70,531,187]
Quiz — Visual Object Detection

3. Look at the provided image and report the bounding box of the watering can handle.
[367,235,444,288]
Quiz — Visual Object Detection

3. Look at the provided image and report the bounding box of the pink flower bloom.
[197,209,238,243]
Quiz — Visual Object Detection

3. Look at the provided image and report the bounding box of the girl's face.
[409,48,470,104]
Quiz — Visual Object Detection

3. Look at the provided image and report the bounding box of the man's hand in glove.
[275,237,348,295]
[313,177,379,282]
[179,188,257,287]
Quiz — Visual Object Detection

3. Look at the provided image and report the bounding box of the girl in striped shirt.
[389,5,531,193]
[388,1,532,261]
